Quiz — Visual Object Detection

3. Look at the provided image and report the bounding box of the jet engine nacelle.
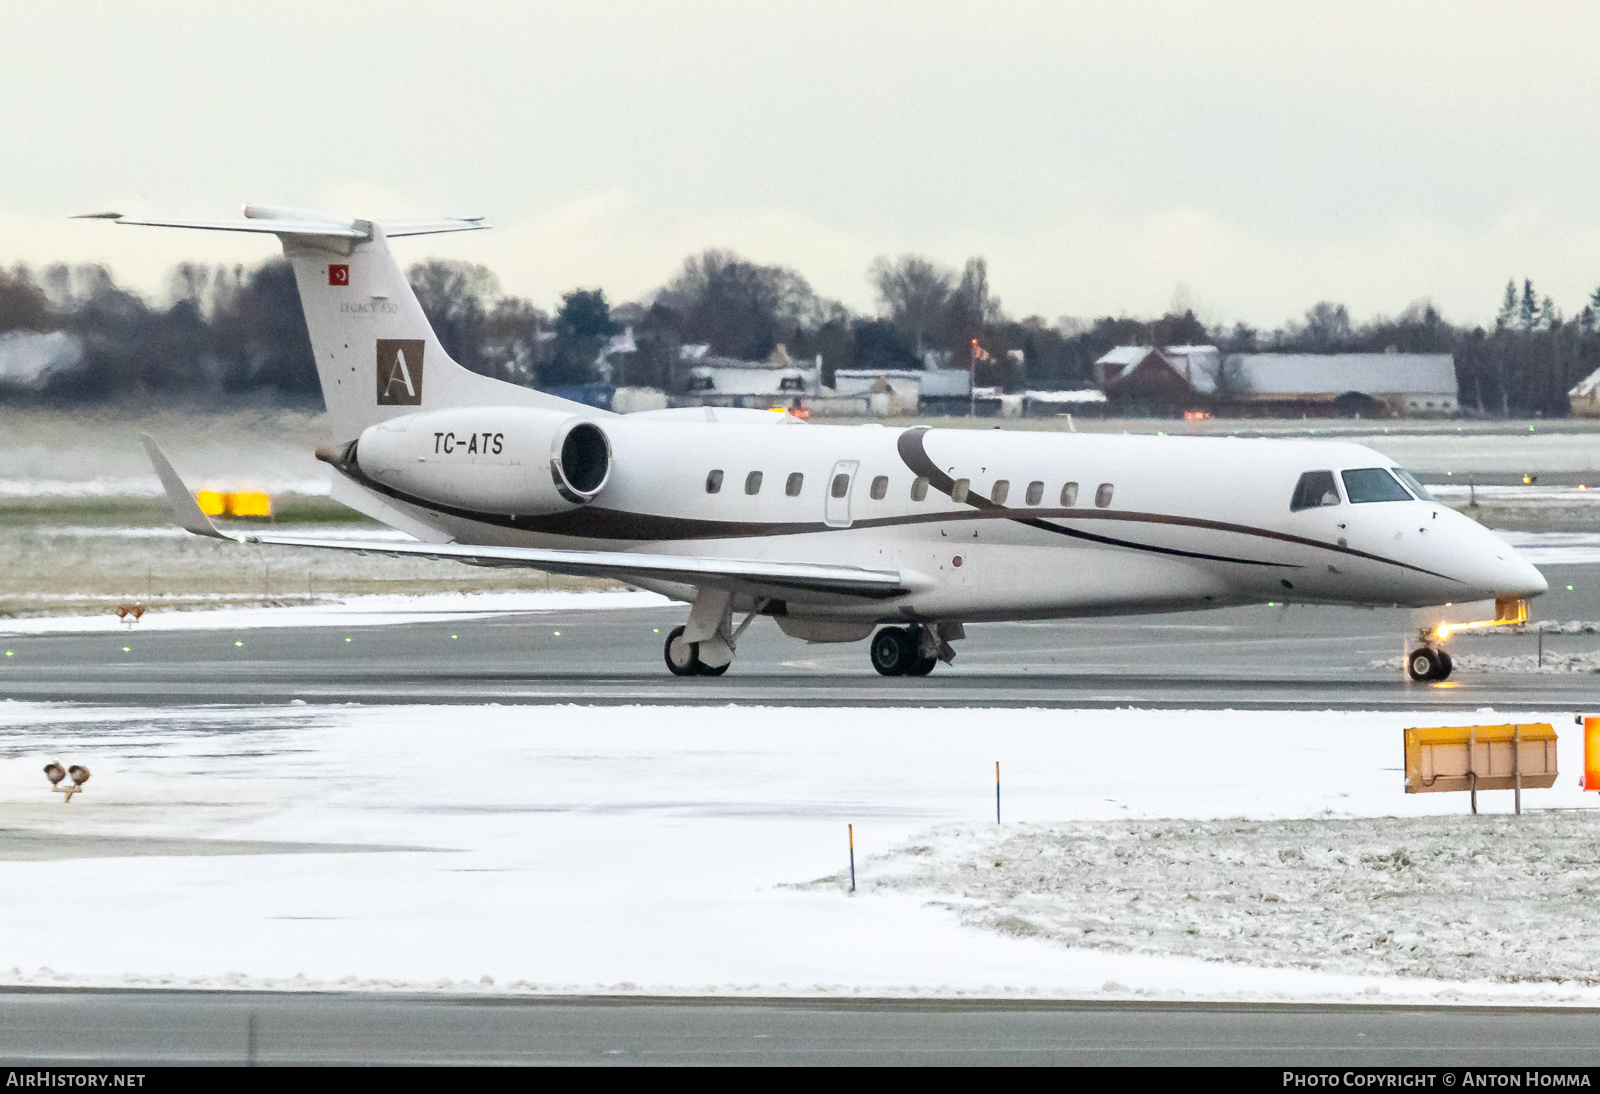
[342,406,612,514]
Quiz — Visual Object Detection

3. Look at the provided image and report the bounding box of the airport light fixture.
[43,761,90,802]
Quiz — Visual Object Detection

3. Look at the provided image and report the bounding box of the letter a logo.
[375,339,425,405]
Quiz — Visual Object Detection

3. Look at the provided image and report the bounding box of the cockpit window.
[1341,467,1414,503]
[1290,470,1341,512]
[1390,468,1434,501]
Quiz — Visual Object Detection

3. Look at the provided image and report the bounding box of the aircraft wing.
[140,436,913,601]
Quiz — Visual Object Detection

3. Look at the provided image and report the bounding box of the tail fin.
[90,204,595,441]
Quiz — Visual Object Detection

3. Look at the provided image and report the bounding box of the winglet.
[139,434,228,539]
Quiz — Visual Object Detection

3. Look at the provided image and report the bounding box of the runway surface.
[3,564,1599,708]
[4,990,1600,1066]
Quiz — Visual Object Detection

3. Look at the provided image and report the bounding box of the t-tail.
[79,204,593,442]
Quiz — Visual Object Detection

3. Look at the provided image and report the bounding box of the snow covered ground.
[2,702,1598,1004]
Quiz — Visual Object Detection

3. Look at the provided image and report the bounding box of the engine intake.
[327,406,612,516]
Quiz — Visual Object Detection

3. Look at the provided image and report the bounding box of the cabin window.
[1025,480,1044,505]
[1060,481,1079,506]
[870,475,888,500]
[1342,467,1413,503]
[1391,468,1434,501]
[991,479,1010,505]
[1095,483,1114,508]
[951,478,970,504]
[705,469,724,494]
[744,471,763,495]
[831,473,850,499]
[910,476,929,501]
[785,472,804,497]
[1289,470,1341,511]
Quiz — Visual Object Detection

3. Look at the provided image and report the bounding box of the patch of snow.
[840,815,1600,985]
[0,704,1596,1003]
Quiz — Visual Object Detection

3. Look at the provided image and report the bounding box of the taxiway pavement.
[3,990,1600,1066]
[3,563,1599,709]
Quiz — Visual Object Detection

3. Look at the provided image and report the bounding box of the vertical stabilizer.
[274,219,591,441]
[89,206,597,443]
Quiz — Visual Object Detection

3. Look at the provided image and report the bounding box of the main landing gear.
[870,626,939,677]
[663,624,730,677]
[1406,643,1454,682]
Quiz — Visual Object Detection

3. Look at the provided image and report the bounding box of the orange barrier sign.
[1404,723,1557,794]
[1584,717,1600,791]
[194,490,273,518]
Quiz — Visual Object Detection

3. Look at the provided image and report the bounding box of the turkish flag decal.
[328,264,349,286]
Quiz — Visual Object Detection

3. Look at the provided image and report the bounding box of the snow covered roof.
[1094,345,1155,367]
[1571,365,1600,399]
[1221,354,1457,397]
[1024,389,1108,404]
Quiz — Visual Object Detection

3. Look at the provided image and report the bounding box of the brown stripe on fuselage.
[337,429,1457,582]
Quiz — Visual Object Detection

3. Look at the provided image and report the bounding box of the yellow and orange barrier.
[194,490,273,519]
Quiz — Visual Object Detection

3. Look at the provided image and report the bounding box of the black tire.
[905,654,938,676]
[1406,647,1442,682]
[1437,649,1454,680]
[698,659,730,677]
[870,627,915,676]
[664,625,701,677]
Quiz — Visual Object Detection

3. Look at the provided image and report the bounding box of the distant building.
[676,344,820,410]
[1093,345,1457,417]
[1571,366,1600,418]
[1222,354,1457,417]
[1093,344,1222,415]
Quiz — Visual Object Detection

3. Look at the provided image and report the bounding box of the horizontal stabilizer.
[79,211,489,239]
[104,215,366,238]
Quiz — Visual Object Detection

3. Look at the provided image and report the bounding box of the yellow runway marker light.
[195,490,227,516]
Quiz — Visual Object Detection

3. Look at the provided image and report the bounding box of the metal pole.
[1469,726,1478,815]
[996,761,1001,825]
[1514,724,1522,816]
[848,823,856,893]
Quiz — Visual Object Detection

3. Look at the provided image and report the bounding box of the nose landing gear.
[1406,639,1454,682]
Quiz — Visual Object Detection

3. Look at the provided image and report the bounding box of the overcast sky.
[5,1,1600,329]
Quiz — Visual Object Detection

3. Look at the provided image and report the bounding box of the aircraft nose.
[1483,548,1547,600]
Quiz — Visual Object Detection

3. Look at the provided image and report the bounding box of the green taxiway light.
[451,634,458,640]
[4,651,11,657]
[122,647,130,652]
[553,631,562,637]
[235,641,243,647]
[1569,585,1576,591]
[345,637,352,642]
[653,628,659,633]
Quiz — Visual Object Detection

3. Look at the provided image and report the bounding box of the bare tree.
[868,254,954,354]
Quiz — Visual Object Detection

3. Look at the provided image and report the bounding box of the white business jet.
[94,205,1546,681]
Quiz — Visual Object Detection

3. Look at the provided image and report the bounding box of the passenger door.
[824,460,859,528]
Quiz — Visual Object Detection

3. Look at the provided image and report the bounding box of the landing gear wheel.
[905,655,938,676]
[1406,646,1444,682]
[699,659,730,677]
[870,627,916,676]
[1437,649,1454,680]
[664,625,701,677]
